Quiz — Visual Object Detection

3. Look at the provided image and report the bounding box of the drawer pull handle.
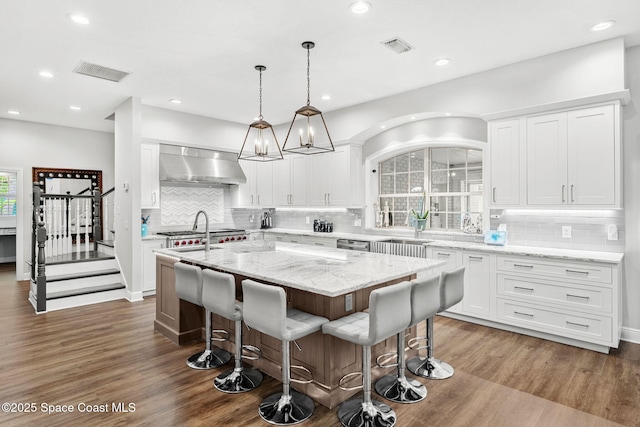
[314,242,324,246]
[514,286,534,292]
[514,264,534,269]
[437,252,451,257]
[566,269,589,276]
[566,321,589,329]
[514,311,534,318]
[468,256,483,261]
[566,293,590,300]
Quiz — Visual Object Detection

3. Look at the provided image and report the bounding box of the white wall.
[114,98,142,301]
[623,45,640,335]
[0,118,114,280]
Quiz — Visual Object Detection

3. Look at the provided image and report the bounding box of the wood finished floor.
[0,262,638,427]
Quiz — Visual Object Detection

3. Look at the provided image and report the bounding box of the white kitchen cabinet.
[265,232,337,248]
[274,155,308,206]
[426,247,463,313]
[461,251,492,318]
[141,144,160,209]
[233,161,274,207]
[526,104,618,207]
[308,145,363,207]
[142,239,164,294]
[488,119,521,206]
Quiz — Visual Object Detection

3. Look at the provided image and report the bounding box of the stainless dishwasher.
[336,239,370,252]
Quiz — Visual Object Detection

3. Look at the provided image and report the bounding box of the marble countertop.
[257,228,392,242]
[156,241,444,297]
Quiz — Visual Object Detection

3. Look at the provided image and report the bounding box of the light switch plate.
[345,293,353,311]
[562,226,571,238]
[607,224,618,241]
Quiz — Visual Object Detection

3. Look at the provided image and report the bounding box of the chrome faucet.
[192,210,210,252]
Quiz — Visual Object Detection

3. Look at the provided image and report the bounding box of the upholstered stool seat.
[242,279,329,425]
[374,274,441,403]
[407,266,465,380]
[174,262,232,370]
[201,270,263,393]
[322,281,413,427]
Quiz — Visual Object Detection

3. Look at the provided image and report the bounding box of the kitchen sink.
[376,238,433,245]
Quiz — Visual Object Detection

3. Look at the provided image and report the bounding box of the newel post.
[93,190,102,251]
[36,220,47,313]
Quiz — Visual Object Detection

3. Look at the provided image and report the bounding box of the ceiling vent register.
[381,37,414,54]
[73,61,130,82]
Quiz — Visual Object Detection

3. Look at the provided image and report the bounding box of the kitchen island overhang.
[153,241,445,408]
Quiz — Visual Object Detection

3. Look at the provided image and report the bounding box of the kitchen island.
[154,240,444,408]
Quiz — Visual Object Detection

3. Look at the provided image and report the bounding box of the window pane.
[467,168,483,183]
[446,196,461,212]
[393,212,407,227]
[395,197,407,212]
[448,169,466,192]
[410,172,424,193]
[447,213,462,230]
[409,151,424,171]
[430,212,444,229]
[467,195,483,213]
[449,148,467,168]
[395,173,408,193]
[380,175,394,194]
[395,153,410,173]
[381,158,394,174]
[468,149,483,167]
[431,170,447,193]
[431,148,448,169]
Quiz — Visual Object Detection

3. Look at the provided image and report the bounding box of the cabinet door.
[489,120,520,206]
[143,240,164,292]
[526,112,568,205]
[308,153,330,206]
[235,162,257,206]
[274,157,292,206]
[427,248,462,312]
[141,144,160,209]
[255,161,273,206]
[326,148,350,206]
[567,105,615,205]
[461,252,491,318]
[290,155,308,206]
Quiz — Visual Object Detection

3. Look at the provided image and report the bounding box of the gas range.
[156,229,247,248]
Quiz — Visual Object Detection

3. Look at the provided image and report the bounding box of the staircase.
[29,242,125,312]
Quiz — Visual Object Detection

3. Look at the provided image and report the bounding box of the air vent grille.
[381,38,414,54]
[73,61,130,82]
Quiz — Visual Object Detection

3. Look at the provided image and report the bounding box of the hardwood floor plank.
[0,263,639,426]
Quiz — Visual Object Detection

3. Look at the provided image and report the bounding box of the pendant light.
[282,41,335,155]
[238,65,283,162]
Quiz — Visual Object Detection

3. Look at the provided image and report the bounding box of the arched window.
[377,147,483,232]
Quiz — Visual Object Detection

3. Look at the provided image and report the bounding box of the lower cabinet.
[427,246,621,352]
[142,240,164,294]
[265,232,337,248]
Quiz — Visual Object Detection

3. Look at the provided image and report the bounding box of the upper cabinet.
[232,161,274,207]
[488,102,621,209]
[488,119,521,207]
[307,145,364,207]
[274,155,308,206]
[141,143,160,209]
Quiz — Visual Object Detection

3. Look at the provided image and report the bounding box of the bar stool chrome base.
[186,348,232,370]
[338,399,396,427]
[406,356,454,380]
[258,390,314,425]
[374,374,427,403]
[214,366,263,393]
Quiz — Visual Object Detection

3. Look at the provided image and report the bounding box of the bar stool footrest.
[258,390,314,425]
[407,336,429,351]
[375,351,399,369]
[290,364,313,385]
[338,398,396,427]
[211,329,230,342]
[241,344,262,361]
[339,371,364,391]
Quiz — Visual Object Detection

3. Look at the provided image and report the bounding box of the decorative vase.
[141,223,148,237]
[415,219,428,231]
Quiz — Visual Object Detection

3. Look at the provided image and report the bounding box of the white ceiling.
[2,0,640,133]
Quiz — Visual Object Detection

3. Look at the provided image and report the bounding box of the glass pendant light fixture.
[282,41,335,155]
[238,65,283,162]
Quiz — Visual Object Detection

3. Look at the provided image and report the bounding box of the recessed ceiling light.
[69,106,81,111]
[66,13,90,25]
[39,71,54,78]
[411,116,416,120]
[350,1,371,14]
[7,110,20,115]
[169,99,182,104]
[321,94,331,100]
[434,58,451,66]
[380,125,386,129]
[590,20,615,32]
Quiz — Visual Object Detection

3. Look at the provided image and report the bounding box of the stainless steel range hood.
[159,144,246,185]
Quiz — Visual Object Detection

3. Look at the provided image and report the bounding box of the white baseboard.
[621,327,640,344]
[126,290,143,302]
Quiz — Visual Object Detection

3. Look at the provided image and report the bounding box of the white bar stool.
[174,262,232,370]
[322,281,413,427]
[242,279,329,425]
[374,274,440,403]
[202,269,263,393]
[407,266,465,380]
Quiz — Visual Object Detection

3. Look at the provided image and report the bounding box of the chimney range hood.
[159,144,247,185]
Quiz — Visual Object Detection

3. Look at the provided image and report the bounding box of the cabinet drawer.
[497,274,612,314]
[497,256,612,285]
[427,248,460,271]
[497,298,612,344]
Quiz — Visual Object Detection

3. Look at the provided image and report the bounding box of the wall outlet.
[306,216,310,224]
[607,224,618,241]
[345,293,353,311]
[562,226,571,238]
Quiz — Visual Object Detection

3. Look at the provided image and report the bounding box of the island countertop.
[156,240,444,297]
